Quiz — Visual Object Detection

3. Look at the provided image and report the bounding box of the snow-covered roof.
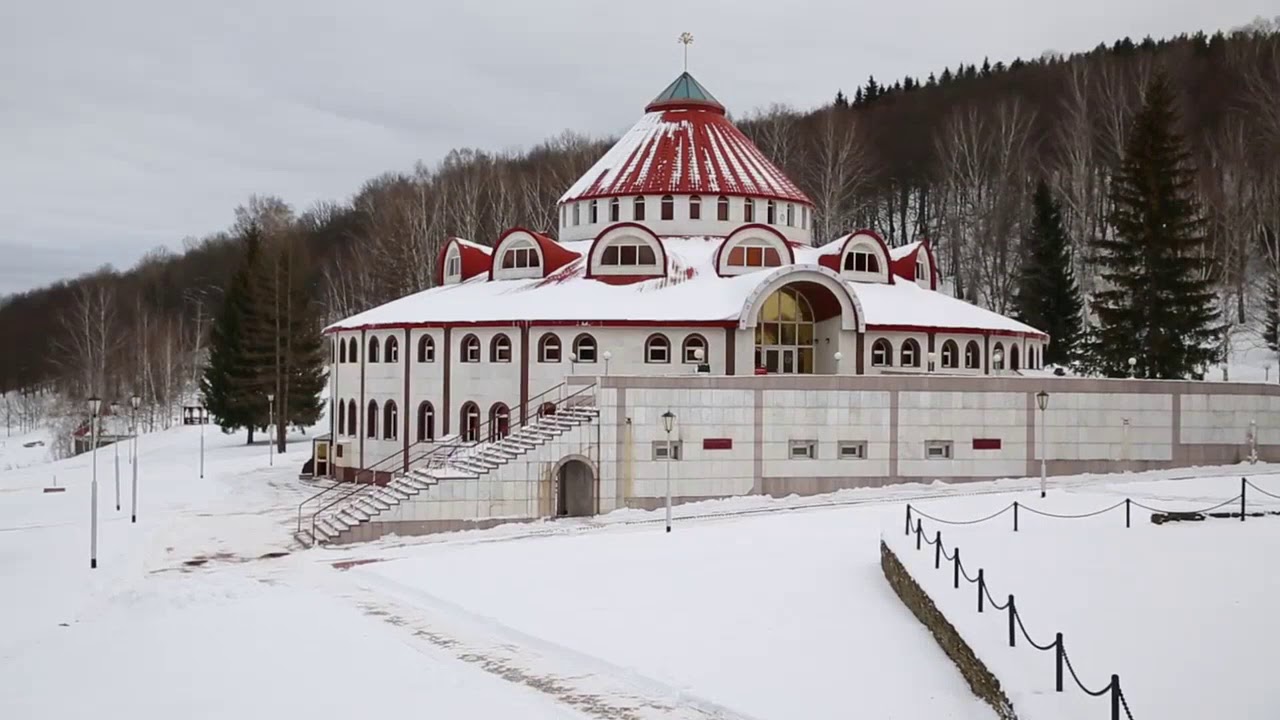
[559,74,811,206]
[889,241,922,261]
[329,236,1045,339]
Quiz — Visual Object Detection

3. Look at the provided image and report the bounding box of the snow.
[884,473,1280,719]
[890,241,923,260]
[0,427,52,472]
[851,280,1045,336]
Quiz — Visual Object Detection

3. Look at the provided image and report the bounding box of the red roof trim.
[888,239,939,290]
[562,189,815,208]
[327,319,738,333]
[583,222,668,280]
[488,227,582,281]
[868,324,1048,340]
[713,224,797,277]
[436,237,492,286]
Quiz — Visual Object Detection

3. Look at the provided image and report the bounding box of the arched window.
[538,402,556,418]
[786,203,795,226]
[683,334,708,364]
[383,400,398,440]
[589,200,598,224]
[337,398,346,435]
[717,196,729,221]
[501,241,540,270]
[753,285,816,374]
[609,197,620,222]
[418,335,435,363]
[633,196,645,221]
[645,334,671,363]
[491,334,512,363]
[744,198,755,222]
[727,239,783,268]
[660,195,674,220]
[843,250,880,273]
[993,342,1006,370]
[416,402,435,442]
[915,258,928,281]
[368,336,380,363]
[941,340,959,369]
[572,334,597,363]
[689,195,701,220]
[600,239,658,268]
[384,336,399,364]
[538,333,561,362]
[460,334,481,363]
[766,200,776,224]
[460,402,481,443]
[347,399,357,436]
[901,339,921,368]
[871,338,893,367]
[366,400,378,439]
[802,206,808,229]
[489,403,510,441]
[339,339,347,363]
[348,338,358,364]
[965,341,981,369]
[1010,344,1021,371]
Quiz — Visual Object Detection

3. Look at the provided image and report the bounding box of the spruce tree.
[1013,180,1084,366]
[200,226,263,439]
[1091,71,1221,379]
[1265,273,1280,354]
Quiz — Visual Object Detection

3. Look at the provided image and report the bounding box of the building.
[300,72,1280,546]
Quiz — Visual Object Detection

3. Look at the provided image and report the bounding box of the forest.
[2,21,1279,438]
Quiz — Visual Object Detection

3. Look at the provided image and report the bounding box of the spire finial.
[678,32,694,72]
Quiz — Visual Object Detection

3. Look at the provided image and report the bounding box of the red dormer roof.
[559,73,812,207]
[436,237,492,286]
[489,228,582,280]
[889,240,939,290]
[817,229,896,284]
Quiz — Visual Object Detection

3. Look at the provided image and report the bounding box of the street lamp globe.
[662,410,675,434]
[130,395,141,410]
[88,396,102,415]
[1036,390,1049,411]
[110,401,121,416]
[602,350,612,361]
[266,392,275,403]
[833,351,843,362]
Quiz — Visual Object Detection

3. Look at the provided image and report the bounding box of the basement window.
[789,440,817,459]
[925,440,953,460]
[838,441,867,460]
[652,441,682,461]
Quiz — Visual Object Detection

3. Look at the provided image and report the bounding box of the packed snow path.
[4,423,1269,718]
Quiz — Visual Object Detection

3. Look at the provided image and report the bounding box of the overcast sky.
[1,0,1272,296]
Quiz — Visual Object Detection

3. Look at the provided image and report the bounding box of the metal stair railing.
[299,382,598,544]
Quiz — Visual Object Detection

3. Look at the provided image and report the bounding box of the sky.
[1,0,1274,296]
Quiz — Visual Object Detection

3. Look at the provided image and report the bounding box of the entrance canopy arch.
[738,267,862,375]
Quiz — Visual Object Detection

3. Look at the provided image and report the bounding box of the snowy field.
[887,474,1280,720]
[3,420,1274,719]
[0,428,53,472]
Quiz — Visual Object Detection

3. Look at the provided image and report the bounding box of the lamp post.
[1128,356,1137,378]
[1036,390,1049,498]
[130,394,140,523]
[662,410,675,533]
[267,392,275,467]
[569,352,577,376]
[603,350,612,376]
[928,350,938,373]
[110,401,121,511]
[199,402,205,479]
[692,346,704,373]
[834,351,843,374]
[88,396,101,569]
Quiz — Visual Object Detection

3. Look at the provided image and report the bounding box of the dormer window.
[786,203,794,227]
[729,242,782,268]
[609,198,620,222]
[589,200,598,224]
[744,198,755,222]
[689,195,701,220]
[602,242,657,266]
[717,196,729,221]
[445,253,461,278]
[633,196,646,221]
[501,241,540,270]
[661,195,674,221]
[915,258,927,281]
[573,203,580,226]
[844,251,880,273]
[766,200,776,224]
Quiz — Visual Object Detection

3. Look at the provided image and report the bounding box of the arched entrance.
[751,280,850,374]
[555,458,595,517]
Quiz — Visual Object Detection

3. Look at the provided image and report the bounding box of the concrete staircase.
[295,404,599,547]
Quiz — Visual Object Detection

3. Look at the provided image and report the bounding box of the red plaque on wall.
[703,438,733,450]
[972,438,1002,450]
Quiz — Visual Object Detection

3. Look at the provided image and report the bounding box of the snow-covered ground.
[0,427,53,472]
[5,419,1273,719]
[887,474,1280,719]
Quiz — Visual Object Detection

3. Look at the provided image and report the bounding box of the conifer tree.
[200,226,263,440]
[1090,72,1221,379]
[1013,180,1084,365]
[1265,273,1280,354]
[833,90,849,109]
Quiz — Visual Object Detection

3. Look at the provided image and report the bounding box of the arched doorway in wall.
[460,402,481,443]
[489,403,510,441]
[555,457,595,517]
[753,282,845,374]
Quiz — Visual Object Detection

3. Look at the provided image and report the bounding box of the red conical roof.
[560,74,811,206]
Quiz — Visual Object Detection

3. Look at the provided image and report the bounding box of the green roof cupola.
[645,72,725,114]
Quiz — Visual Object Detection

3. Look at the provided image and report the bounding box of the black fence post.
[916,522,922,550]
[1055,633,1064,692]
[1013,501,1020,532]
[1241,477,1247,522]
[1008,595,1016,647]
[935,531,942,568]
[1125,498,1130,528]
[1110,675,1121,720]
[977,569,985,613]
[905,504,912,535]
[953,548,961,589]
